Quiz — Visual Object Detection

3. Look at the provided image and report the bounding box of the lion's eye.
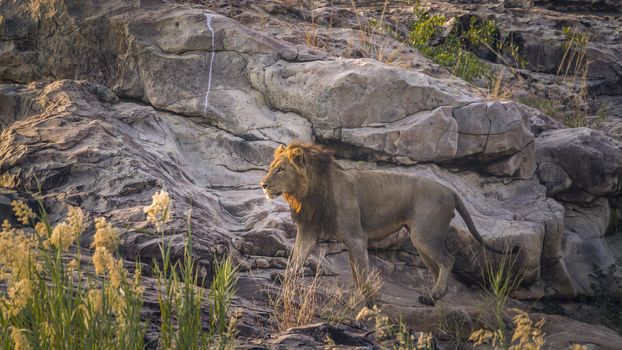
[276,167,284,174]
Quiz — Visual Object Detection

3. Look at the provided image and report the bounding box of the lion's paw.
[418,295,436,306]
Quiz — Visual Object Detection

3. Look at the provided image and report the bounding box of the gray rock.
[504,0,534,9]
[536,128,622,202]
[537,313,622,350]
[275,323,377,348]
[0,0,540,178]
[563,199,622,296]
[254,257,270,269]
[535,0,622,12]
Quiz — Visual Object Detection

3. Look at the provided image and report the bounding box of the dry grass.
[320,266,383,326]
[0,172,18,189]
[302,1,322,49]
[268,250,383,331]
[484,67,524,101]
[350,0,407,64]
[297,0,405,63]
[557,26,592,127]
[356,305,435,349]
[269,254,322,331]
[472,245,526,348]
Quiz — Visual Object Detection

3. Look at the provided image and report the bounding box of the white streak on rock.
[203,12,221,117]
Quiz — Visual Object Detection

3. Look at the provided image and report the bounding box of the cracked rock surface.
[1,0,622,348]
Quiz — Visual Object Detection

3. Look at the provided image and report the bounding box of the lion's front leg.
[345,239,380,307]
[287,227,317,275]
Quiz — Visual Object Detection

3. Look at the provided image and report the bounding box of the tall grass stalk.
[154,232,176,349]
[208,255,237,348]
[175,212,205,349]
[475,247,525,349]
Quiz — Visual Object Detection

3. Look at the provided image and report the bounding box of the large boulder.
[536,128,622,203]
[257,59,536,176]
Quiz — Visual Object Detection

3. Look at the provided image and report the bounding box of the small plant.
[437,305,470,348]
[320,267,383,326]
[557,26,592,127]
[208,255,238,347]
[485,68,522,101]
[469,308,544,350]
[518,95,562,120]
[148,191,238,349]
[508,309,545,350]
[0,190,238,350]
[558,26,591,84]
[475,247,525,348]
[356,305,395,340]
[394,319,420,350]
[414,332,435,350]
[594,102,609,126]
[269,248,383,330]
[301,0,322,49]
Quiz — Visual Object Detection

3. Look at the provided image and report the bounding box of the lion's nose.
[261,182,269,189]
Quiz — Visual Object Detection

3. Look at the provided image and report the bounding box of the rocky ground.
[1,0,622,349]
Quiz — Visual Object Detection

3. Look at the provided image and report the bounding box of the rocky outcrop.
[536,128,622,296]
[535,0,622,12]
[0,0,537,176]
[1,0,622,348]
[0,79,570,291]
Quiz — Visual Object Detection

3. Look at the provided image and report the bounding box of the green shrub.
[409,12,493,82]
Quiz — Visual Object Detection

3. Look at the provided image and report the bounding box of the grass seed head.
[93,247,114,275]
[92,217,120,251]
[143,190,171,230]
[11,327,31,350]
[48,222,74,251]
[8,278,33,316]
[11,200,35,226]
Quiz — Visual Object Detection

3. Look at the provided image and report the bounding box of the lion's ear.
[274,144,285,157]
[289,147,304,166]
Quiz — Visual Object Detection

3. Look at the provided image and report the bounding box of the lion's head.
[260,144,309,199]
[260,143,332,213]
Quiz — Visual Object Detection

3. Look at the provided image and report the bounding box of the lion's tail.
[453,192,519,255]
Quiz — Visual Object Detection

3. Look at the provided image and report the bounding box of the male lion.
[260,143,515,305]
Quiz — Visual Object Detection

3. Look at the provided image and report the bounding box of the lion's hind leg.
[408,218,455,306]
[418,251,439,282]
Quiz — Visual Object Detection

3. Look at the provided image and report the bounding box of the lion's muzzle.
[260,182,281,200]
